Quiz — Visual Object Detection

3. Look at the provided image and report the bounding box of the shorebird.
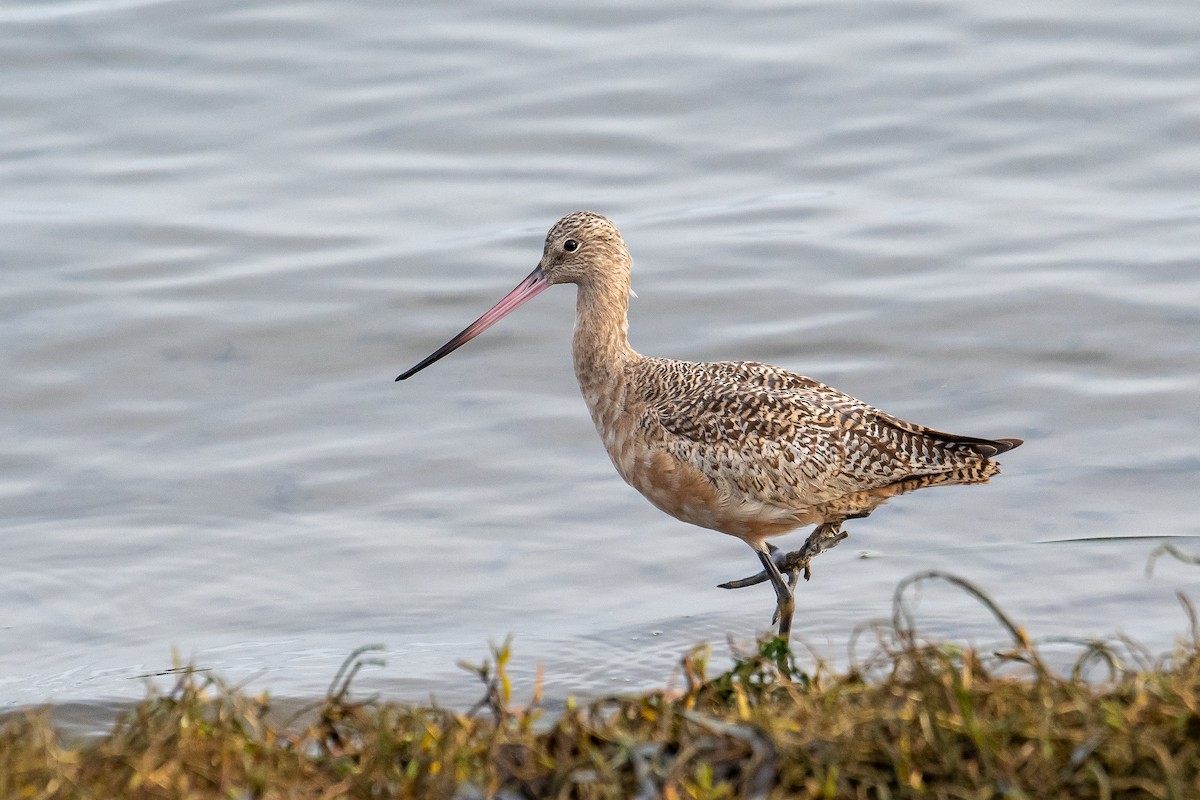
[398,212,1021,641]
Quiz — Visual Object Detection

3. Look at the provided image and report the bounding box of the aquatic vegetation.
[3,573,1199,799]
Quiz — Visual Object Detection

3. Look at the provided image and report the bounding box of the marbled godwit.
[398,212,1021,641]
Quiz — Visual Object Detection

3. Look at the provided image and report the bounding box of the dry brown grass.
[4,571,1199,799]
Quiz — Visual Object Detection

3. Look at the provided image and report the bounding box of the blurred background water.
[3,0,1199,729]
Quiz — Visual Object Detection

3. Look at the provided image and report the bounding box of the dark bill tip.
[396,267,550,381]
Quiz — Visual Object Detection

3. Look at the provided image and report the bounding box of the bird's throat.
[572,277,637,404]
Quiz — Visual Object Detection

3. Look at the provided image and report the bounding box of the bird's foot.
[795,523,849,581]
[717,523,850,592]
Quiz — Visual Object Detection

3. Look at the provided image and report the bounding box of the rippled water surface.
[4,0,1199,722]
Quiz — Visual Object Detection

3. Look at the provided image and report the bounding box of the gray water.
[4,0,1199,725]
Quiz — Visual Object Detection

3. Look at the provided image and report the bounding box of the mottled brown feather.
[551,212,1019,546]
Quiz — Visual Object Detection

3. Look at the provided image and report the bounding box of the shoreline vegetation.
[4,570,1199,799]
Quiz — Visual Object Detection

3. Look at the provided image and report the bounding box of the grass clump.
[4,571,1200,799]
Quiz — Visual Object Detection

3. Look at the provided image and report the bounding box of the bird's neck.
[572,275,637,399]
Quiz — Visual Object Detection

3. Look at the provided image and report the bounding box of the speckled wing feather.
[633,358,1013,510]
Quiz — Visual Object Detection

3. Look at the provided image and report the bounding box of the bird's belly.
[608,437,814,544]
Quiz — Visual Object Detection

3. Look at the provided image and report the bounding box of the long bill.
[396,266,552,380]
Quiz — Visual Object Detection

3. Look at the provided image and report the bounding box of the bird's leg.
[753,544,795,642]
[717,543,787,590]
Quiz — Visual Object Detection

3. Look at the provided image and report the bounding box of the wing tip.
[976,437,1023,458]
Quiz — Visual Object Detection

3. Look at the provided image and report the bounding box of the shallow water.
[3,0,1199,724]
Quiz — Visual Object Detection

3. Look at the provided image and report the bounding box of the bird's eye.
[563,239,579,252]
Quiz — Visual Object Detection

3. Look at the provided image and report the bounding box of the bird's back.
[591,356,1019,540]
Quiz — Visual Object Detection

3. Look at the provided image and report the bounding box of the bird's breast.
[585,385,808,543]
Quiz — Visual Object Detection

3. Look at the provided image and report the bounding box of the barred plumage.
[398,211,1022,642]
